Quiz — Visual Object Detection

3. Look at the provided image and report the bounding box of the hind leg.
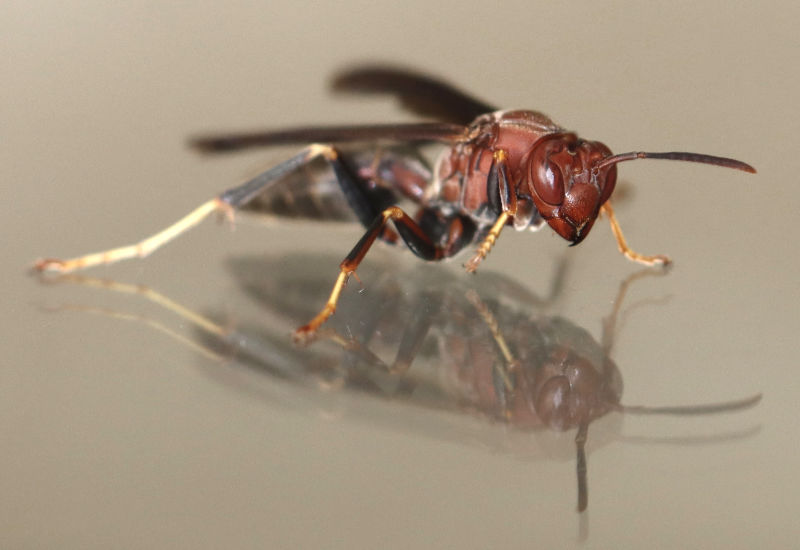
[34,144,374,273]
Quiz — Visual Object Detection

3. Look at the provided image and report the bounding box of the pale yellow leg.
[464,150,514,274]
[34,198,230,273]
[601,202,671,267]
[34,144,337,274]
[464,211,511,273]
[293,270,350,346]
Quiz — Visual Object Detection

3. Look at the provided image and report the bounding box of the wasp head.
[526,134,616,245]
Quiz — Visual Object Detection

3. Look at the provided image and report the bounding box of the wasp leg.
[601,202,671,267]
[321,146,402,228]
[34,145,342,273]
[464,150,516,273]
[465,211,511,273]
[34,198,227,273]
[293,206,457,345]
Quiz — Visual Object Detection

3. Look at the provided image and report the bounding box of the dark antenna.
[615,393,762,415]
[594,151,756,173]
[573,393,761,512]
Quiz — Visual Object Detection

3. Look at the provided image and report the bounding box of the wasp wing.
[190,122,467,153]
[332,65,497,125]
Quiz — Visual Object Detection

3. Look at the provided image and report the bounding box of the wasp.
[34,65,756,343]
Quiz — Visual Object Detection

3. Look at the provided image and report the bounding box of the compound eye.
[531,159,565,206]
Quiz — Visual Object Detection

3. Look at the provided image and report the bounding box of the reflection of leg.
[42,274,230,360]
[294,206,445,344]
[391,291,443,375]
[465,289,516,418]
[575,421,589,513]
[311,287,442,390]
[34,145,336,273]
[601,202,671,267]
[600,268,668,355]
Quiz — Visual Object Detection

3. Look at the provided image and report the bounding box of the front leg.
[464,149,516,273]
[601,202,671,267]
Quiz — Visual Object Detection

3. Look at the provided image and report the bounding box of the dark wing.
[332,65,497,125]
[190,122,467,154]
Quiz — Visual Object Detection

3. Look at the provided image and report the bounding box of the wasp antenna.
[595,151,756,174]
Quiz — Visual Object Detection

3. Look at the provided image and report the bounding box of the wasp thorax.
[527,135,616,244]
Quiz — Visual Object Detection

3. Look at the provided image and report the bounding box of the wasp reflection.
[213,254,760,512]
[43,255,760,513]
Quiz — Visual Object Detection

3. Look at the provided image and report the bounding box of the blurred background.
[2,1,797,548]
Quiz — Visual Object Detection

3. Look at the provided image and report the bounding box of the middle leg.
[293,206,471,344]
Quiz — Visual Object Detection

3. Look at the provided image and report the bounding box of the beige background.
[2,1,798,548]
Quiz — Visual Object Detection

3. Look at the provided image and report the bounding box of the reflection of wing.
[332,65,497,125]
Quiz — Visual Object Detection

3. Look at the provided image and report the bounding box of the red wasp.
[35,64,756,342]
